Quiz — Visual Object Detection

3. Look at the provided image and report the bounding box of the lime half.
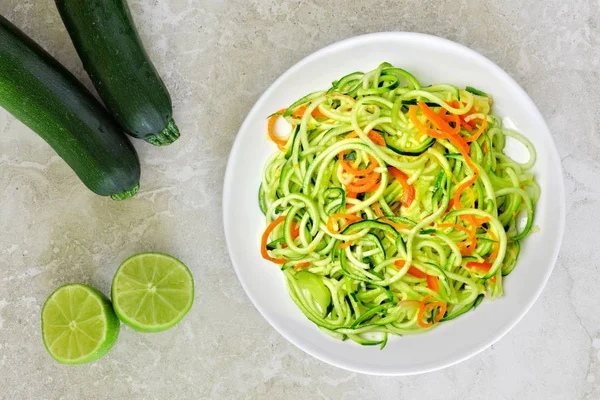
[41,284,120,364]
[111,252,194,333]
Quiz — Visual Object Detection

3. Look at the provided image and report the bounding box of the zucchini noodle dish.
[258,62,538,348]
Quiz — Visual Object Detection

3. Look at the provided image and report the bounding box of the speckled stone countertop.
[0,1,598,399]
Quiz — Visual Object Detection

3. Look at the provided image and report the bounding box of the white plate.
[222,32,565,375]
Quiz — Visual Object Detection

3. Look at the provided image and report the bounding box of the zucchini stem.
[111,184,140,201]
[147,118,180,146]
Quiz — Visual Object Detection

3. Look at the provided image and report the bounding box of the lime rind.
[41,284,119,364]
[111,252,194,333]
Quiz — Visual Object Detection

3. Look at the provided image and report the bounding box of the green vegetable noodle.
[0,15,140,200]
[259,63,538,347]
[55,0,180,146]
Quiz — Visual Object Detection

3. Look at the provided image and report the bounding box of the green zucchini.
[0,15,140,200]
[384,134,435,156]
[55,0,180,146]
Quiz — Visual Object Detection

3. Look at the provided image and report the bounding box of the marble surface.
[0,0,597,398]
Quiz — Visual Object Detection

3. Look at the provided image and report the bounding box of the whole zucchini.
[55,0,180,146]
[0,15,141,200]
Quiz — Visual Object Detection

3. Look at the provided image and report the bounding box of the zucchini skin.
[55,0,180,146]
[0,15,141,199]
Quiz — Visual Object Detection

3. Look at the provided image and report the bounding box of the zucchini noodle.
[259,62,538,348]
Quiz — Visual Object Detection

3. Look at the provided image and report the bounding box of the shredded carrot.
[463,215,479,255]
[261,216,287,264]
[338,240,354,249]
[311,108,327,118]
[409,105,431,135]
[490,276,497,284]
[440,110,461,135]
[408,266,427,278]
[395,261,438,289]
[461,120,473,133]
[445,199,454,213]
[472,216,490,226]
[367,130,386,147]
[388,167,415,207]
[453,173,479,210]
[346,130,386,147]
[267,108,289,148]
[418,102,455,133]
[464,116,488,143]
[427,275,440,292]
[326,213,362,234]
[466,261,493,272]
[291,223,300,240]
[346,175,381,194]
[487,228,500,262]
[292,105,327,119]
[372,202,384,217]
[294,262,311,271]
[351,171,381,186]
[396,261,427,278]
[417,295,447,328]
[339,153,378,177]
[411,104,480,199]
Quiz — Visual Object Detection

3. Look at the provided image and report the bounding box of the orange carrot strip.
[461,120,473,133]
[346,176,381,194]
[395,261,430,280]
[463,215,479,255]
[464,116,488,143]
[417,295,447,328]
[292,105,328,119]
[427,275,440,292]
[445,199,455,213]
[346,130,387,147]
[418,102,455,132]
[291,106,306,118]
[408,266,428,279]
[388,167,415,207]
[339,154,378,177]
[367,130,386,146]
[487,228,499,262]
[453,173,479,210]
[409,105,431,135]
[261,216,287,264]
[338,241,354,249]
[372,202,384,217]
[311,108,327,118]
[267,109,289,147]
[352,171,381,186]
[466,261,493,272]
[291,224,300,240]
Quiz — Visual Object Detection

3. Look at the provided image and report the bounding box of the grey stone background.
[0,1,598,399]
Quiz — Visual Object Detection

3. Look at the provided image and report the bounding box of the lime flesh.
[41,284,120,364]
[111,252,194,333]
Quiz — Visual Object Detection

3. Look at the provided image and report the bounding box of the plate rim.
[222,31,566,376]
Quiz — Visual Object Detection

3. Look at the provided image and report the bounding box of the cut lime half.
[41,284,120,364]
[111,252,194,333]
